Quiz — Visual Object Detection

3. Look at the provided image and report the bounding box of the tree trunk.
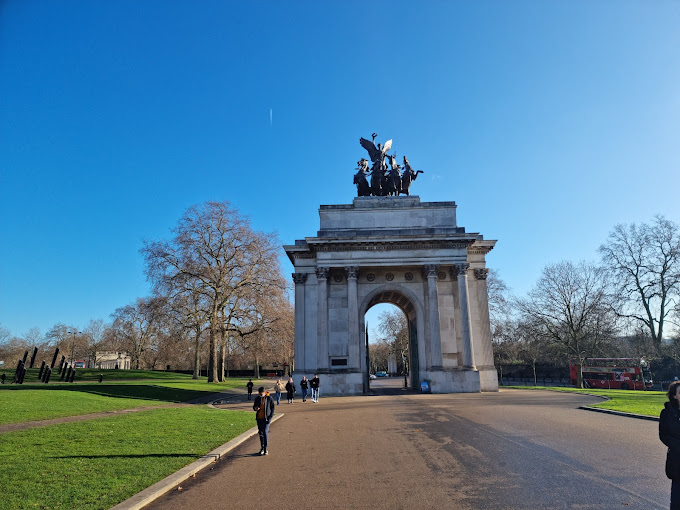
[576,361,584,389]
[192,327,201,380]
[254,355,260,379]
[532,360,537,386]
[208,324,218,383]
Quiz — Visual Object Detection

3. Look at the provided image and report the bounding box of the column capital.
[451,263,470,277]
[345,266,359,280]
[474,268,489,280]
[292,272,308,285]
[421,264,440,279]
[315,267,330,280]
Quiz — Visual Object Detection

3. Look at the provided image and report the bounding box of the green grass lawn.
[0,367,199,384]
[0,377,262,425]
[506,386,667,417]
[0,406,255,510]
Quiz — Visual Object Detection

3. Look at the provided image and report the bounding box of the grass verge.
[0,378,261,425]
[506,386,666,417]
[0,406,254,510]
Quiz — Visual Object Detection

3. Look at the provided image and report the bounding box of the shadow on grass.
[51,453,202,459]
[0,384,220,403]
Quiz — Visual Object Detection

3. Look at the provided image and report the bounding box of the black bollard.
[50,348,59,369]
[60,365,68,381]
[69,369,76,383]
[38,361,46,381]
[18,365,27,384]
[1,373,5,384]
[29,347,38,368]
[22,350,29,364]
[98,374,103,383]
[64,366,72,382]
[58,356,65,375]
[44,367,52,383]
[13,360,23,384]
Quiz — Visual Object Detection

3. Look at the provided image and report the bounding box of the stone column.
[345,266,360,371]
[292,272,307,373]
[452,263,476,370]
[315,267,330,372]
[474,268,493,368]
[422,264,443,370]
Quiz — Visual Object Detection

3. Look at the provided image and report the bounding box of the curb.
[110,413,284,510]
[579,406,659,422]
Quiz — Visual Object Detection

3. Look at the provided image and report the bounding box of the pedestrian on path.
[274,379,285,405]
[253,386,275,455]
[246,379,254,400]
[310,374,320,403]
[660,380,680,509]
[285,377,296,403]
[300,376,309,402]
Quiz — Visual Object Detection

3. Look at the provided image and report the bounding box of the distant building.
[94,351,131,370]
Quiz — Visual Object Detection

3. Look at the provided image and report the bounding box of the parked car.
[369,374,377,380]
[375,371,388,377]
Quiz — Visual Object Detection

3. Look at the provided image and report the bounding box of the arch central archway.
[359,285,426,393]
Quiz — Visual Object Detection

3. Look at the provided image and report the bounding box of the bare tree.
[373,308,409,374]
[142,201,282,383]
[516,261,616,388]
[599,215,680,345]
[111,297,163,369]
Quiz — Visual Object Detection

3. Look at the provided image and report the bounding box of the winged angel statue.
[354,133,423,197]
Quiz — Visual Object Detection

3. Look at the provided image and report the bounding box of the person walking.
[285,377,296,403]
[274,379,285,405]
[661,380,680,509]
[253,386,275,455]
[246,379,254,400]
[300,376,309,402]
[310,374,320,403]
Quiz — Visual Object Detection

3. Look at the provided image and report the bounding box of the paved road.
[145,389,669,509]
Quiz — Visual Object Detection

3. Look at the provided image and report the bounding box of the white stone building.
[284,196,498,394]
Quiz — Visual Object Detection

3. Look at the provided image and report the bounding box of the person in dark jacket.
[285,377,296,403]
[246,379,254,400]
[310,374,320,403]
[660,380,680,508]
[253,386,275,455]
[300,376,309,402]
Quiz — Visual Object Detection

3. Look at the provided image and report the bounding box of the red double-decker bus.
[569,358,652,390]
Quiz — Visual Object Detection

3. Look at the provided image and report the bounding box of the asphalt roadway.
[145,383,670,509]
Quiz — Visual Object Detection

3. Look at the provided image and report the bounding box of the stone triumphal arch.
[284,196,498,394]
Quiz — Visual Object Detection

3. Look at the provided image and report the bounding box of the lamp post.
[66,330,81,365]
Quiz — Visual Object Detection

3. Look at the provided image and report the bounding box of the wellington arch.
[284,196,498,394]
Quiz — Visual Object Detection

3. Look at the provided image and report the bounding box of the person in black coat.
[300,376,309,402]
[660,380,680,509]
[253,387,275,455]
[310,374,320,402]
[285,377,296,403]
[246,379,254,400]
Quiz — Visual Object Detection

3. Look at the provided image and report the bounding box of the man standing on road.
[253,386,275,455]
[310,374,320,403]
[246,379,254,400]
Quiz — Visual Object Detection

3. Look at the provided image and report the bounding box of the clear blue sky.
[1,1,679,338]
